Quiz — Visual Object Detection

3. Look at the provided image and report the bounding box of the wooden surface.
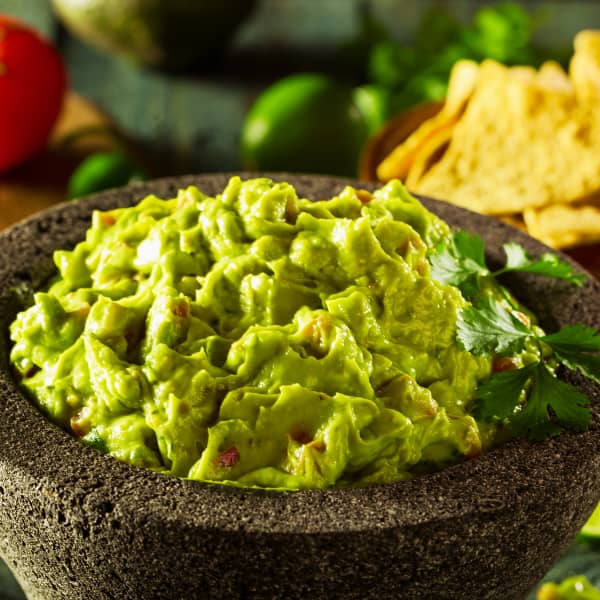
[0,93,118,231]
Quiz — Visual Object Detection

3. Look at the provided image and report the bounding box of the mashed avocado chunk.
[9,177,533,489]
[537,576,600,600]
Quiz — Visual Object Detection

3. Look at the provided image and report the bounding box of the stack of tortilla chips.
[376,30,600,249]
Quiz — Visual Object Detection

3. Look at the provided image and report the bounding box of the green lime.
[68,151,146,200]
[241,73,369,177]
[579,502,600,542]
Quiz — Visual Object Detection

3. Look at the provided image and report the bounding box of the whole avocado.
[50,0,256,70]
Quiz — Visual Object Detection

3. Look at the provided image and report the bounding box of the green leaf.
[498,243,585,286]
[430,227,595,442]
[457,297,532,355]
[415,7,460,54]
[542,323,600,352]
[510,390,561,441]
[455,230,487,267]
[429,230,488,290]
[464,2,540,65]
[476,362,537,420]
[368,40,418,89]
[553,351,600,385]
[510,363,591,440]
[542,324,600,384]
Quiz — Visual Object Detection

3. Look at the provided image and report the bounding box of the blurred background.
[1,1,600,597]
[2,0,598,172]
[1,1,600,202]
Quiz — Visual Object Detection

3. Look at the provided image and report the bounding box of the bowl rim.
[1,172,599,536]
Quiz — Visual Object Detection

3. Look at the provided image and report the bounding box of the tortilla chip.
[570,30,600,103]
[375,32,600,251]
[405,125,453,188]
[523,195,600,249]
[444,59,481,112]
[412,59,600,215]
[507,65,538,83]
[537,61,573,93]
[376,60,479,181]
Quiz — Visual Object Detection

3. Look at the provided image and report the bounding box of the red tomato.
[0,16,67,173]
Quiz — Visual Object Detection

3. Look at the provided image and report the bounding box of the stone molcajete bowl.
[0,174,599,600]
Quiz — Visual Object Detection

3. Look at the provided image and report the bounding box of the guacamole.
[9,177,535,489]
[537,576,600,600]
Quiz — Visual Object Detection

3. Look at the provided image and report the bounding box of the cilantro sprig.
[430,231,585,295]
[430,230,598,440]
[541,325,600,385]
[429,231,489,296]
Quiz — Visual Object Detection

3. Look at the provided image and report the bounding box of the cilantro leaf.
[429,230,488,290]
[454,230,487,268]
[429,232,585,300]
[541,324,600,384]
[510,363,591,440]
[476,361,593,441]
[457,297,532,355]
[430,229,595,441]
[497,243,586,286]
[551,352,600,385]
[541,323,600,352]
[475,362,537,421]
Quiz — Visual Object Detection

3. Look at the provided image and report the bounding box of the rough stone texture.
[0,173,599,600]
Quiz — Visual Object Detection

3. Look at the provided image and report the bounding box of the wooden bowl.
[359,101,443,183]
